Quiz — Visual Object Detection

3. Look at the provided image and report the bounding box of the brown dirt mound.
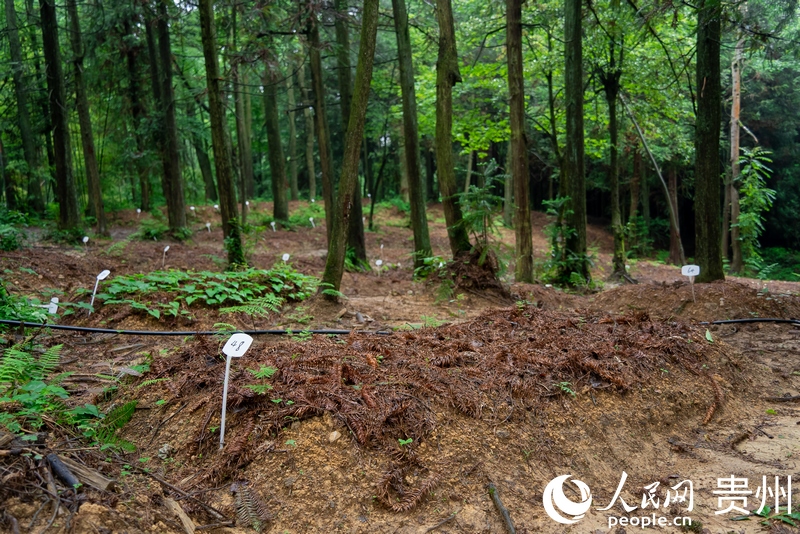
[123,305,726,493]
[589,279,800,322]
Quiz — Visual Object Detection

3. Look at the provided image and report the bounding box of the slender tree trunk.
[286,73,299,201]
[503,141,513,227]
[6,0,44,212]
[423,135,436,201]
[463,150,473,194]
[234,68,254,213]
[435,0,471,256]
[694,0,724,282]
[156,0,186,232]
[668,164,682,265]
[25,0,54,191]
[309,16,335,243]
[729,37,744,274]
[562,0,589,282]
[640,160,650,225]
[187,103,216,202]
[299,64,316,201]
[66,0,106,235]
[263,67,289,223]
[199,0,243,265]
[124,19,152,211]
[40,0,79,230]
[321,0,380,299]
[144,5,167,210]
[602,86,624,276]
[334,0,367,266]
[507,0,533,282]
[629,146,641,220]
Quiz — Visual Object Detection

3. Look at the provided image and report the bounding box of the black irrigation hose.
[0,319,370,336]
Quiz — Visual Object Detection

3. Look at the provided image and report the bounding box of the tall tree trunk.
[694,0,724,282]
[66,0,106,235]
[124,19,152,211]
[299,63,316,201]
[602,89,624,275]
[562,0,589,282]
[503,141,513,227]
[423,135,436,201]
[263,67,289,223]
[234,68,254,213]
[435,0,471,256]
[39,0,79,230]
[729,36,744,274]
[187,103,216,202]
[321,0,379,300]
[156,0,186,232]
[144,5,166,210]
[25,0,54,191]
[6,0,44,212]
[507,0,532,282]
[309,16,335,243]
[334,0,367,266]
[199,0,243,265]
[668,164,682,265]
[286,72,299,201]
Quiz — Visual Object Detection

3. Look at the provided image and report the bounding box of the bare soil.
[2,202,800,534]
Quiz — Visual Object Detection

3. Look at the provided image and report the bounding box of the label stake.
[220,333,254,449]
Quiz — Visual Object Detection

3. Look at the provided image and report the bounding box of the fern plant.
[0,344,69,433]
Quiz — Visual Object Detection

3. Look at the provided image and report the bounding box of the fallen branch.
[165,498,196,534]
[764,395,800,402]
[488,483,516,534]
[425,510,459,533]
[46,453,80,489]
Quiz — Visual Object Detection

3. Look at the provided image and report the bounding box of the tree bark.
[298,63,316,201]
[286,72,299,201]
[6,0,44,212]
[234,67,254,215]
[39,0,79,230]
[321,0,380,299]
[124,18,152,211]
[199,0,243,265]
[423,135,436,201]
[729,36,744,274]
[668,164,682,265]
[309,16,335,243]
[156,0,186,232]
[503,141,513,227]
[263,67,289,223]
[507,0,533,282]
[66,0,106,235]
[694,0,724,282]
[599,16,625,278]
[392,0,433,268]
[435,0,471,256]
[334,0,367,266]
[25,0,54,194]
[562,0,589,281]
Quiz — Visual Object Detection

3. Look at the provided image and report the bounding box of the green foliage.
[413,255,455,303]
[540,197,594,286]
[0,281,51,324]
[735,147,776,269]
[287,202,325,228]
[0,224,25,251]
[759,248,800,281]
[459,165,505,250]
[0,344,68,433]
[244,365,277,396]
[135,215,169,241]
[96,266,318,320]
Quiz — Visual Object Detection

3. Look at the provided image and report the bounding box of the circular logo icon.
[543,475,593,525]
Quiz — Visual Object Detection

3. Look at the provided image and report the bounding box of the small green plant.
[556,381,576,398]
[540,196,594,286]
[243,365,277,395]
[0,223,25,251]
[135,214,169,241]
[398,438,413,446]
[735,147,776,272]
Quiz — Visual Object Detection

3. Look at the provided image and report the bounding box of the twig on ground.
[135,468,228,521]
[424,509,460,532]
[488,483,516,534]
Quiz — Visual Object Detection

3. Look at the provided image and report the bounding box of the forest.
[4,1,800,532]
[1,0,798,286]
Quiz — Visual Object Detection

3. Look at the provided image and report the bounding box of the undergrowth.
[91,264,318,319]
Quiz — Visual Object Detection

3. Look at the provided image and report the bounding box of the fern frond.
[220,295,284,317]
[233,482,270,533]
[136,378,171,389]
[37,345,62,379]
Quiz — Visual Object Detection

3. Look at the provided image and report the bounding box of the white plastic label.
[97,269,111,281]
[681,265,700,277]
[282,253,290,262]
[222,333,253,358]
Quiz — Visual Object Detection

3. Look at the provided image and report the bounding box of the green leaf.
[705,329,714,343]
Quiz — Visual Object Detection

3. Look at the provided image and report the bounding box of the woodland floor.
[2,201,800,534]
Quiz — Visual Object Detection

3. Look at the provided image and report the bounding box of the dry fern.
[231,481,271,533]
